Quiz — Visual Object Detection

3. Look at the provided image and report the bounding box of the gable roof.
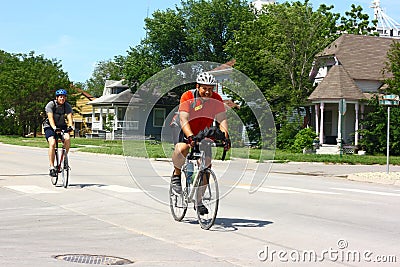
[88,89,137,106]
[308,65,365,100]
[75,88,95,101]
[317,34,397,81]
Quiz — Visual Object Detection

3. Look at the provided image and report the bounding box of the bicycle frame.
[51,130,70,188]
[55,133,66,172]
[169,135,227,229]
[184,150,207,202]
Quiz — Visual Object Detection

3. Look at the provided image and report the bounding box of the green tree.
[85,57,125,97]
[385,41,400,95]
[144,0,254,65]
[226,1,340,133]
[123,44,164,91]
[338,4,378,35]
[0,51,71,136]
[359,97,400,155]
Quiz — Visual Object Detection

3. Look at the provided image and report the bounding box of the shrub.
[291,128,317,153]
[277,121,301,150]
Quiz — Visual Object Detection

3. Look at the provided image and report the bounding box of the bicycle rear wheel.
[196,169,219,230]
[61,151,69,188]
[169,172,188,221]
[51,148,59,185]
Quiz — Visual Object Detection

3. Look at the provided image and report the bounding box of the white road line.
[99,185,145,193]
[269,186,341,195]
[151,184,170,189]
[236,185,298,194]
[332,188,400,197]
[4,185,59,194]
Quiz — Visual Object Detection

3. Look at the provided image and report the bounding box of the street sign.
[380,95,400,106]
[379,94,399,174]
[379,99,400,105]
[383,94,400,101]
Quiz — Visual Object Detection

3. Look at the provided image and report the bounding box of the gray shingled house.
[87,80,178,140]
[308,34,398,153]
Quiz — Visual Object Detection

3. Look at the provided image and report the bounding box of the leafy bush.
[277,121,302,150]
[359,96,400,155]
[291,128,317,153]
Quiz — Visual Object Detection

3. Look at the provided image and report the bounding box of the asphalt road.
[1,143,399,266]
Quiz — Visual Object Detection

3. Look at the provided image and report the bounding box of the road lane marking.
[269,186,341,195]
[151,185,169,189]
[332,188,400,196]
[4,185,59,194]
[99,185,145,193]
[236,185,299,194]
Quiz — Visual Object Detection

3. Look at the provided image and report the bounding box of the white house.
[308,34,398,153]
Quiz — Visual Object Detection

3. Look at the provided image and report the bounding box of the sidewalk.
[270,161,400,186]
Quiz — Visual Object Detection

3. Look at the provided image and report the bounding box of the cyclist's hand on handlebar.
[187,135,197,147]
[224,138,231,151]
[67,126,74,133]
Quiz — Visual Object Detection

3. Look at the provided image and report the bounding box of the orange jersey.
[179,90,225,136]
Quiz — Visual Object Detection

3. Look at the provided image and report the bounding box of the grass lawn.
[0,135,399,165]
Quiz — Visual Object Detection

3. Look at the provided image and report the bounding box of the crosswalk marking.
[332,188,400,197]
[4,185,59,194]
[99,185,144,193]
[3,184,399,197]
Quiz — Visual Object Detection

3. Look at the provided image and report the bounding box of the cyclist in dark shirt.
[43,89,74,177]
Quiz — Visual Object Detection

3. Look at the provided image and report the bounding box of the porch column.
[113,106,118,140]
[99,108,103,130]
[355,103,359,146]
[315,104,319,137]
[337,105,342,143]
[319,102,324,144]
[91,106,95,129]
[114,106,118,130]
[106,107,110,132]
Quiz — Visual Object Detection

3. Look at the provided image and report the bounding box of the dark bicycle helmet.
[196,72,216,86]
[55,89,67,96]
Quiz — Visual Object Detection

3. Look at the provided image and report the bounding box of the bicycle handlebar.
[187,137,228,161]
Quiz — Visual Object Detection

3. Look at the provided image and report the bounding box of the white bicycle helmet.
[196,72,216,86]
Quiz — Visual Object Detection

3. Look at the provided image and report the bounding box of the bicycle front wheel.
[169,172,188,221]
[195,169,219,230]
[51,148,59,186]
[61,150,69,188]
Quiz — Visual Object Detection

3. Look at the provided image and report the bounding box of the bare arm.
[215,111,229,138]
[47,113,56,130]
[179,111,194,137]
[66,113,73,127]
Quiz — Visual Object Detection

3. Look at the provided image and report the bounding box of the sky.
[1,0,399,83]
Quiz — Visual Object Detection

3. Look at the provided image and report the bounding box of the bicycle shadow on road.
[66,183,108,189]
[211,218,273,232]
[184,217,273,232]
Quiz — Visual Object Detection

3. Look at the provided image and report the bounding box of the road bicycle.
[51,129,70,188]
[169,137,227,230]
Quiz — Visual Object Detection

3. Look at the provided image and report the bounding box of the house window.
[153,108,166,127]
[117,107,126,121]
[111,87,125,94]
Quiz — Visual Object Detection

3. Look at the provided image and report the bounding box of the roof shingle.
[308,65,365,100]
[317,34,398,81]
